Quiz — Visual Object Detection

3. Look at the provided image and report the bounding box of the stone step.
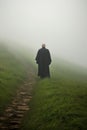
[23,98,30,102]
[20,92,26,95]
[14,110,24,114]
[15,114,24,118]
[5,107,12,112]
[17,106,29,111]
[0,117,7,121]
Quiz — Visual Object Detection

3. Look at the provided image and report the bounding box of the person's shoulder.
[38,48,42,53]
[46,48,49,50]
[39,48,43,51]
[38,48,49,52]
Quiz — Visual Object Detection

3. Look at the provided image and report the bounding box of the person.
[35,44,52,78]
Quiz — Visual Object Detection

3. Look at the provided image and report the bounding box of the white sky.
[0,0,87,67]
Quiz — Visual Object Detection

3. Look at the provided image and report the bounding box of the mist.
[0,0,87,68]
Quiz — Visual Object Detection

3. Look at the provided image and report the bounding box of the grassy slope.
[0,44,35,115]
[21,60,87,130]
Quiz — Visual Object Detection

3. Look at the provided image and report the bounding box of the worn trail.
[0,72,36,130]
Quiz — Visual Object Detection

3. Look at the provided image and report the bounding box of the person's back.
[37,47,51,65]
[35,44,51,78]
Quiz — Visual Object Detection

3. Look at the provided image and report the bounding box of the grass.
[0,43,87,130]
[21,61,87,130]
[0,44,35,115]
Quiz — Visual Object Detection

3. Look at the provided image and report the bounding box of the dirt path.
[0,71,36,130]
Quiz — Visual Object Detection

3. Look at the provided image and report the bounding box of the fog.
[0,0,87,68]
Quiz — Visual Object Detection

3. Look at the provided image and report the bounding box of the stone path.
[0,72,35,130]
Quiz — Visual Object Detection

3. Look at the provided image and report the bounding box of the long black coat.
[35,47,51,78]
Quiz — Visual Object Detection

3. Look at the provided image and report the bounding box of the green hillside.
[21,58,87,130]
[0,44,35,114]
[0,43,87,130]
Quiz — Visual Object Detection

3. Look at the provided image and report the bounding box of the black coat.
[35,47,51,78]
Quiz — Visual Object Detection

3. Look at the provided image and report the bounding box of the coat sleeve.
[35,50,40,64]
[47,50,52,65]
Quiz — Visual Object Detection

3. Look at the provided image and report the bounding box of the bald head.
[42,44,46,48]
